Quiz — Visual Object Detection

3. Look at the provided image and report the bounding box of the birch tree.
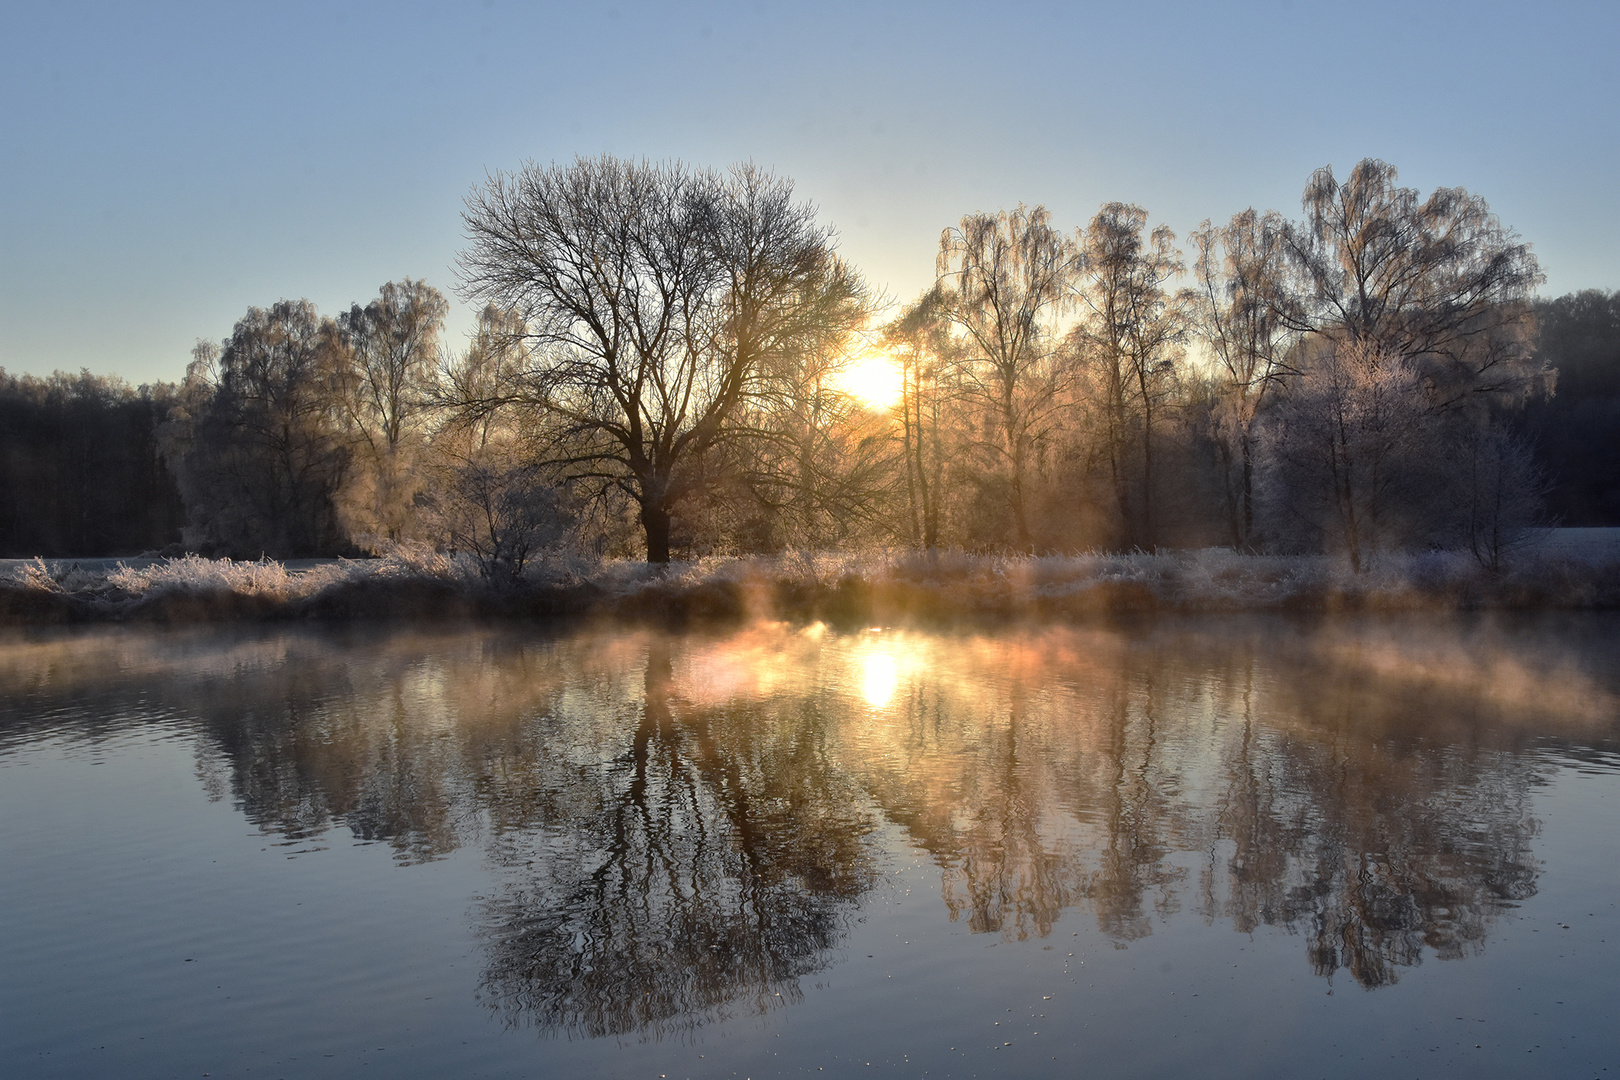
[1190,209,1296,549]
[1282,158,1545,409]
[935,205,1078,548]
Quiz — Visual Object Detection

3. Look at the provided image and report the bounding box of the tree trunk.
[1239,428,1254,551]
[1003,380,1031,549]
[1218,437,1241,549]
[923,393,942,550]
[1140,414,1155,550]
[901,365,921,545]
[642,502,672,564]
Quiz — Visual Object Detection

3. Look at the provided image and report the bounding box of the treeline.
[4,156,1619,567]
[0,371,184,556]
[879,162,1563,572]
[1516,289,1620,524]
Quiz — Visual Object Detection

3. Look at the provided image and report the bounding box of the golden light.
[831,352,905,411]
[859,649,901,707]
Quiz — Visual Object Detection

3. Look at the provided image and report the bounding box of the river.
[2,614,1617,1078]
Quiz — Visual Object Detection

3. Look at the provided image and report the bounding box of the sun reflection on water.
[859,650,900,706]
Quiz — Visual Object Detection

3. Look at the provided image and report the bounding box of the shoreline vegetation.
[5,533,1619,628]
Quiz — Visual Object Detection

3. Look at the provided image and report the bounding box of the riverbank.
[4,532,1620,627]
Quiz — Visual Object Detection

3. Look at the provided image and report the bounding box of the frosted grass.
[3,534,1618,624]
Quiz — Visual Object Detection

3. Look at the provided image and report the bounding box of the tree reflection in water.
[1,614,1613,1029]
[474,639,876,1037]
[845,623,1559,987]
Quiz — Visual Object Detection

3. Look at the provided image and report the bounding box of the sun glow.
[831,352,904,411]
[859,650,901,707]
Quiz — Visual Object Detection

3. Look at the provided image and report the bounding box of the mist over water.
[2,616,1618,1077]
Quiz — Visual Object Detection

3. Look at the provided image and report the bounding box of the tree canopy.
[457,156,869,562]
[13,156,1617,567]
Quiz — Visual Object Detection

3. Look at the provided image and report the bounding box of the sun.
[831,352,905,411]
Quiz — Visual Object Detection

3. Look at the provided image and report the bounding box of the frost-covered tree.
[1074,204,1187,549]
[936,205,1079,548]
[168,301,352,556]
[1258,160,1551,566]
[458,157,869,563]
[1281,158,1546,410]
[1443,425,1547,571]
[332,279,448,544]
[1260,339,1439,570]
[1190,209,1296,549]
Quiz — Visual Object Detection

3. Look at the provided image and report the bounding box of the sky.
[3,0,1618,386]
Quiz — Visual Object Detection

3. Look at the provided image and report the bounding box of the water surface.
[3,615,1618,1078]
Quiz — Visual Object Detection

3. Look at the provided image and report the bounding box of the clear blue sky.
[3,0,1617,385]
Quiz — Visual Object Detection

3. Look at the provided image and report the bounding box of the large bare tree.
[458,157,867,562]
[1269,160,1550,567]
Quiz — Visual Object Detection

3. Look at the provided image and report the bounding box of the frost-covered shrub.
[107,555,307,599]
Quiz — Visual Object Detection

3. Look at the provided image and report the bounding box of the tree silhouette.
[457,157,869,562]
[1074,204,1187,550]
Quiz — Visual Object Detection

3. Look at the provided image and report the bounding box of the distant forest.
[1514,289,1620,525]
[0,373,184,557]
[2,157,1617,567]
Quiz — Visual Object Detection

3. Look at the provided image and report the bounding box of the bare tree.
[1075,204,1186,549]
[169,301,352,556]
[1282,159,1546,409]
[1260,338,1437,571]
[1447,425,1547,571]
[884,288,957,549]
[333,279,449,543]
[458,157,868,563]
[739,344,901,551]
[936,205,1079,548]
[433,450,573,583]
[335,280,448,452]
[1190,210,1297,549]
[1259,160,1551,566]
[430,303,533,459]
[423,305,586,575]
